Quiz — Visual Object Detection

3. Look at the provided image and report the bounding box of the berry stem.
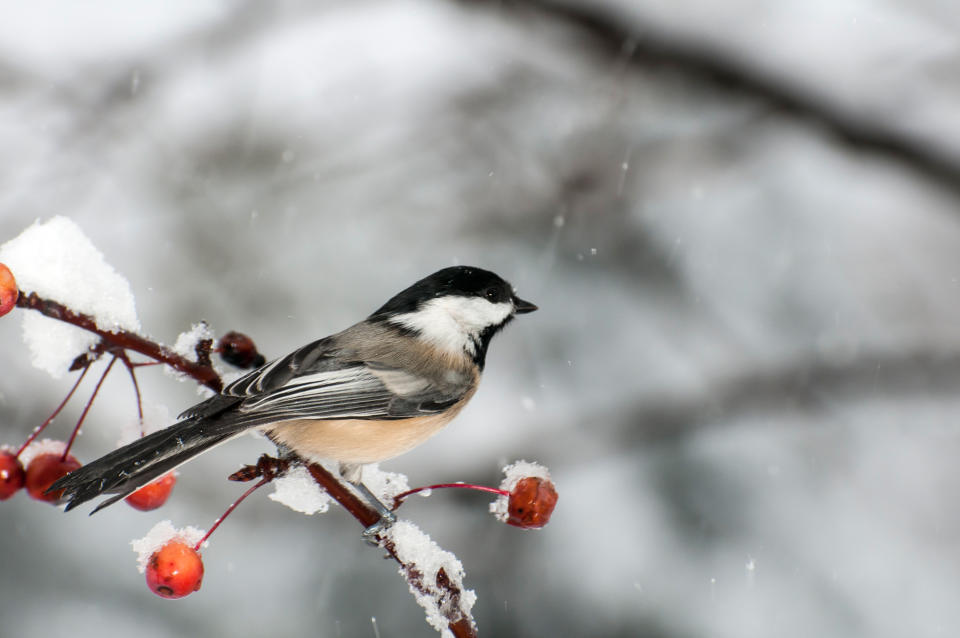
[62,356,116,460]
[392,483,509,510]
[118,351,144,433]
[15,363,91,457]
[195,477,270,551]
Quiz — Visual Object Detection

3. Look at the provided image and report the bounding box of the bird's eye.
[484,287,498,301]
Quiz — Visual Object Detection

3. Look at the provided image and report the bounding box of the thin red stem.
[62,356,116,460]
[119,352,144,433]
[392,483,509,509]
[15,364,91,457]
[195,477,270,551]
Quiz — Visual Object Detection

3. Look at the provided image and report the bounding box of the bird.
[50,265,537,519]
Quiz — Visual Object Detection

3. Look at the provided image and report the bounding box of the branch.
[232,455,477,636]
[302,460,478,638]
[505,347,960,469]
[487,0,960,199]
[621,348,960,445]
[15,291,223,392]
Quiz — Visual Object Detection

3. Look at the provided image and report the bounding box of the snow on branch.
[15,291,224,392]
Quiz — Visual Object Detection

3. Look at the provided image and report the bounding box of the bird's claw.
[362,511,397,545]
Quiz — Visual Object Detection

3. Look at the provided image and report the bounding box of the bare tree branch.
[484,0,960,199]
[606,348,960,449]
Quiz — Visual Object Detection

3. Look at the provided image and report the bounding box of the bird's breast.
[264,408,466,465]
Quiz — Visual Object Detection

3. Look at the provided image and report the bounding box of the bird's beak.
[513,296,538,314]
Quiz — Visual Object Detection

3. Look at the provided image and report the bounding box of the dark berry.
[217,331,265,369]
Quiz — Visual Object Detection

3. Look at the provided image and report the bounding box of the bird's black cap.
[370,266,535,318]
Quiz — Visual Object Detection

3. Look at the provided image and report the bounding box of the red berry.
[25,452,81,503]
[506,477,558,529]
[0,262,17,318]
[145,541,204,599]
[217,331,265,369]
[125,472,177,511]
[0,451,26,500]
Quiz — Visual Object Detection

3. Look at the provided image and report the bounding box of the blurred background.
[3,1,960,636]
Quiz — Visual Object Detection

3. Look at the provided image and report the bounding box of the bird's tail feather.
[50,417,251,513]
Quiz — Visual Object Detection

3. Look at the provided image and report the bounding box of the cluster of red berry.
[1,260,195,593]
[0,447,78,502]
[1,261,179,509]
[0,447,177,509]
[134,468,560,600]
[0,447,188,594]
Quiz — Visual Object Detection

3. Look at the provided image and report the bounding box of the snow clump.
[131,520,206,573]
[489,459,552,523]
[268,464,332,515]
[0,216,139,378]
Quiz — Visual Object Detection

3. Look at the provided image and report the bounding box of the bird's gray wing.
[180,336,467,426]
[55,335,470,513]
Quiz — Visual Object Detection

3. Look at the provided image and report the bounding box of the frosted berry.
[146,541,204,599]
[25,452,81,502]
[217,331,265,369]
[125,472,177,511]
[0,451,26,500]
[506,477,558,529]
[0,262,17,318]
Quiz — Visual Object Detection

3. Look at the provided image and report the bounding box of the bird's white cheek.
[452,299,514,332]
[389,305,472,354]
[388,297,513,355]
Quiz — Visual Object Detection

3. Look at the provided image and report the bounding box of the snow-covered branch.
[303,461,479,638]
[15,291,224,392]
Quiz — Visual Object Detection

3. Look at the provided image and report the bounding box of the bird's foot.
[362,510,397,545]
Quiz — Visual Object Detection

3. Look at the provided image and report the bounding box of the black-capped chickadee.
[51,266,537,515]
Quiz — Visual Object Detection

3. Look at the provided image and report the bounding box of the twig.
[301,460,478,638]
[117,351,145,431]
[302,460,380,528]
[15,362,92,457]
[15,291,223,392]
[393,483,508,510]
[230,456,478,636]
[61,356,116,460]
[619,348,960,447]
[195,477,271,552]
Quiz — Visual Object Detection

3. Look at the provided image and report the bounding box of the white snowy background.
[2,1,960,637]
